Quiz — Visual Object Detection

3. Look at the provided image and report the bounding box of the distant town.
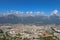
[0,24,60,40]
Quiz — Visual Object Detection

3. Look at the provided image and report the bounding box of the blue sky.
[0,0,60,15]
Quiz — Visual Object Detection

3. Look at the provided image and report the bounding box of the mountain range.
[0,13,60,25]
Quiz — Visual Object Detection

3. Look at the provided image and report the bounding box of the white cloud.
[34,11,40,16]
[51,10,58,15]
[26,11,29,14]
[29,11,33,16]
[36,11,40,14]
[29,11,33,14]
[15,11,19,14]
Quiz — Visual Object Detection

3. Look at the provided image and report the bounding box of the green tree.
[43,36,54,40]
[38,35,44,40]
[23,38,29,40]
[0,29,3,33]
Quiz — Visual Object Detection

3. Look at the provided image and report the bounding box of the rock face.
[0,14,60,25]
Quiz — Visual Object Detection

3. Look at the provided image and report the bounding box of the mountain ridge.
[0,13,60,25]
